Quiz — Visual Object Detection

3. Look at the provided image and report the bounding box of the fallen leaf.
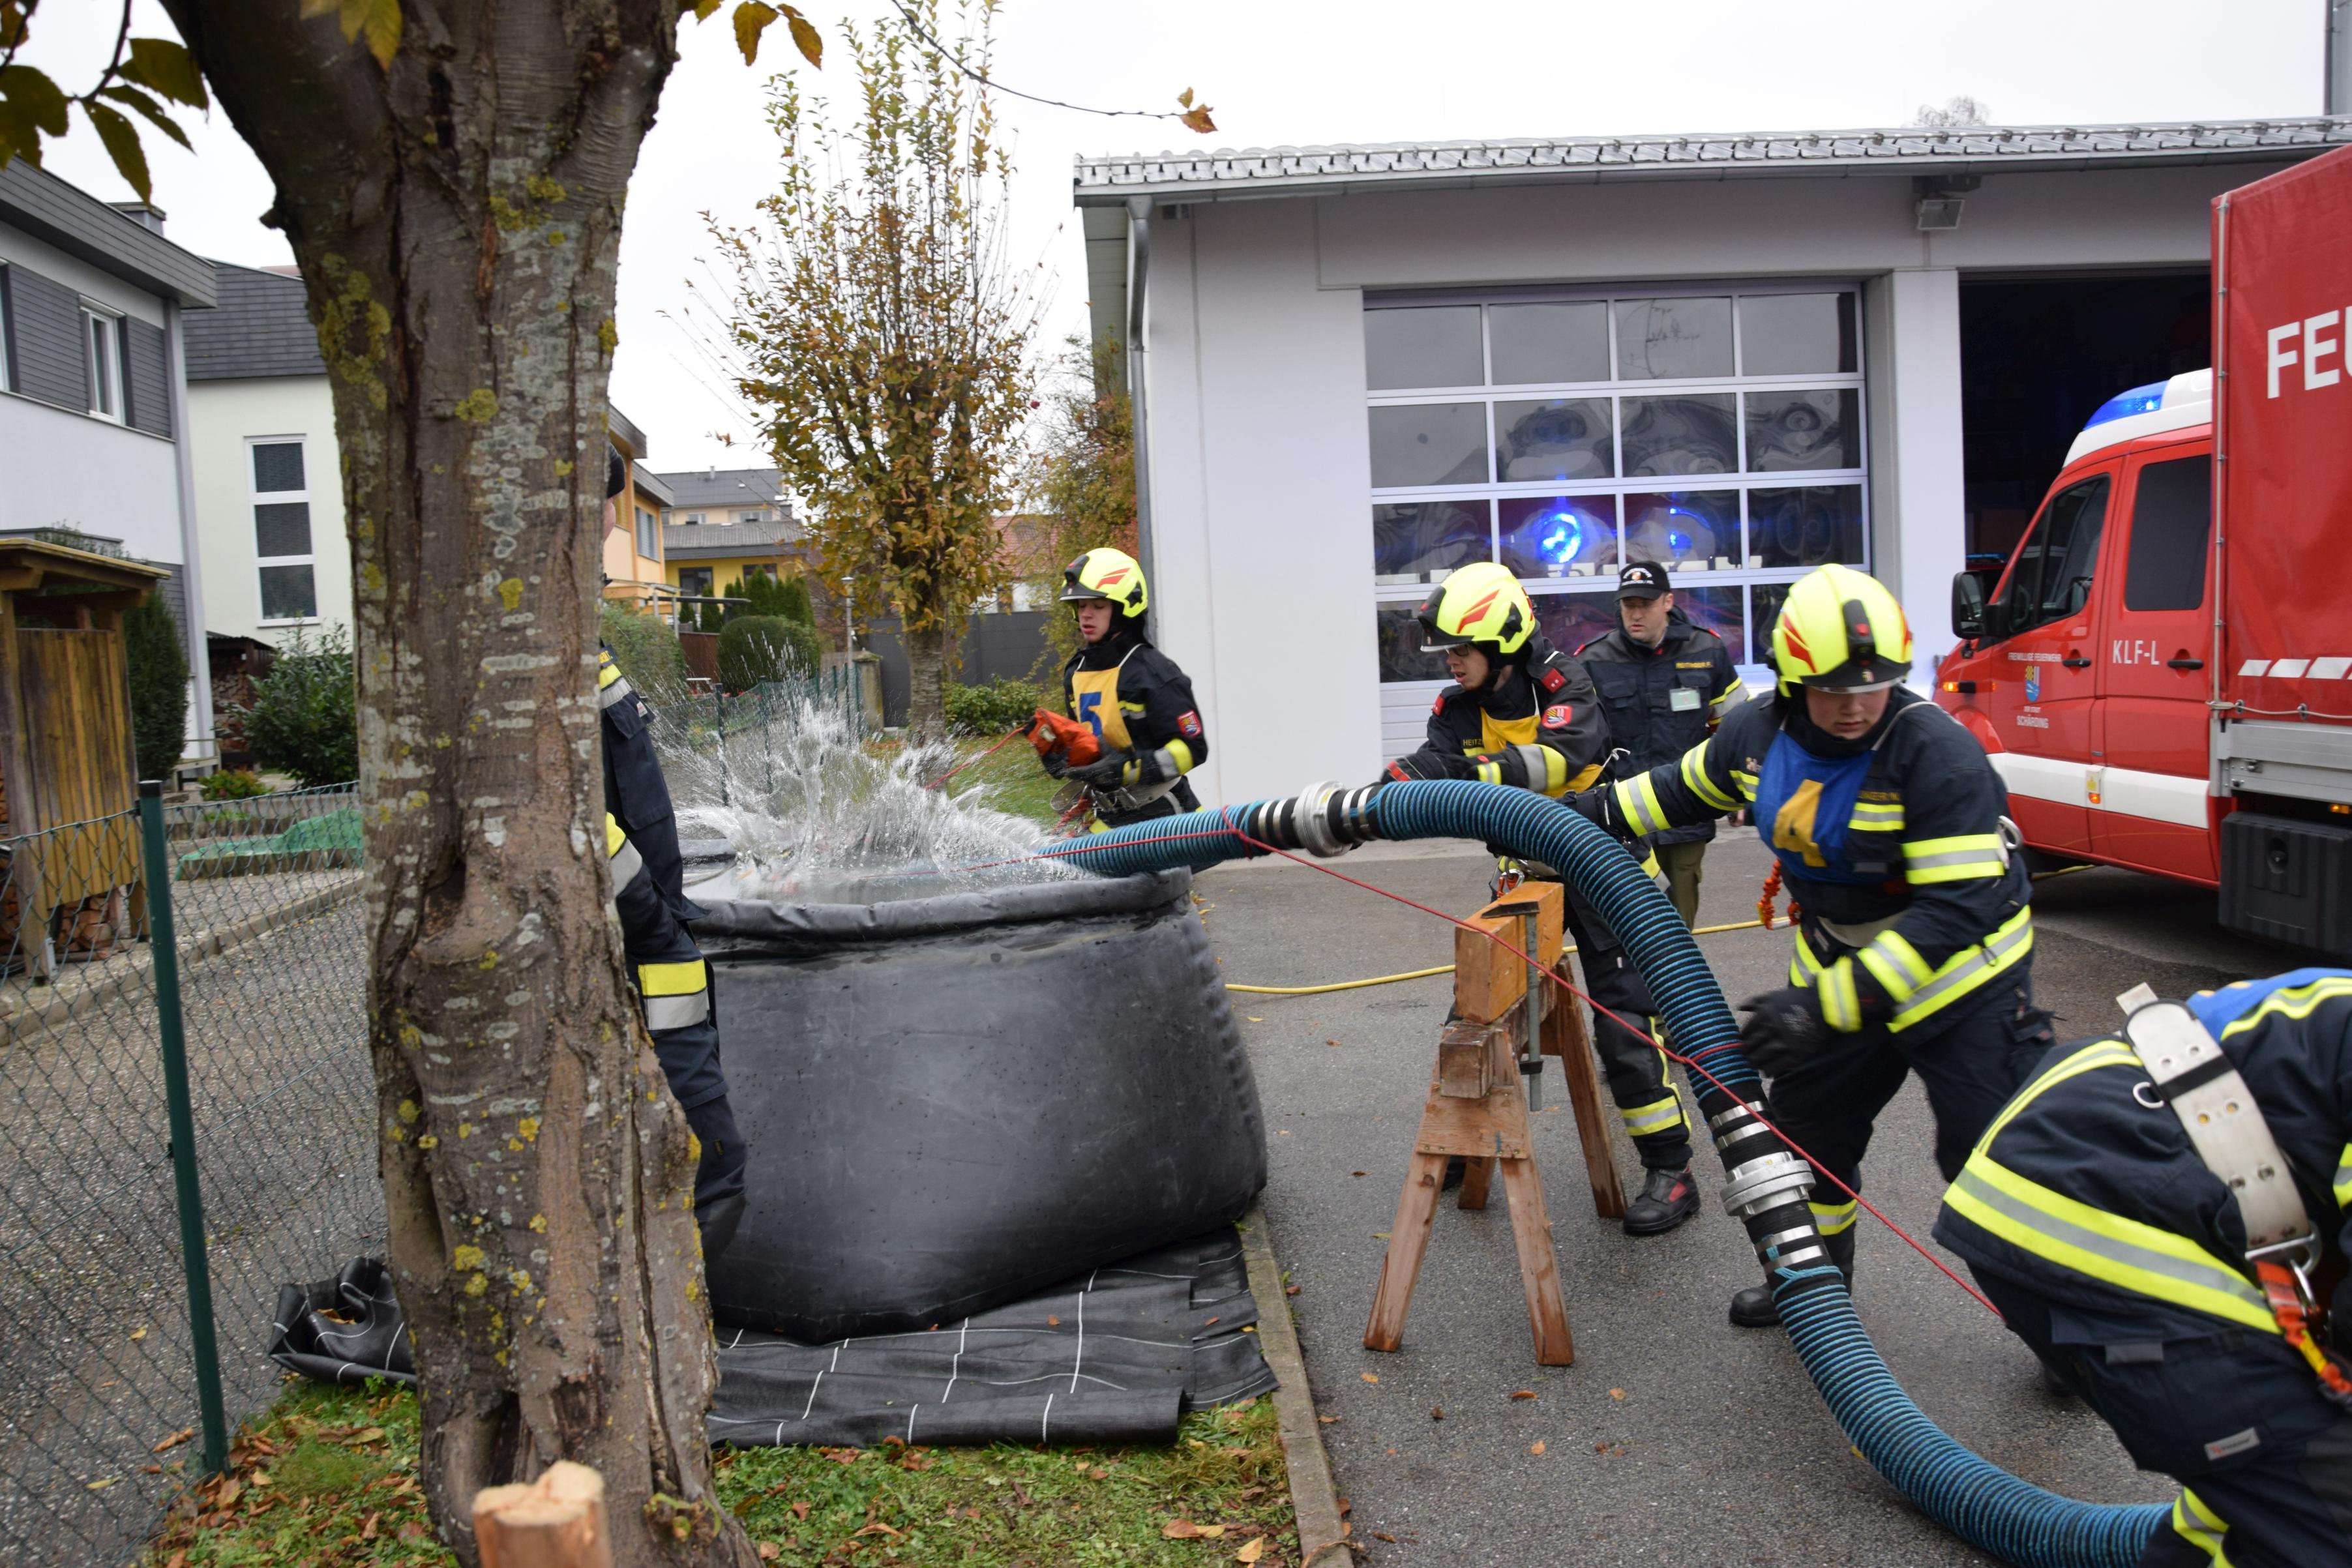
[758,1546,781,1563]
[853,1522,902,1539]
[362,1513,379,1540]
[1385,1447,1399,1455]
[153,1427,193,1453]
[1326,1039,1341,1046]
[346,1427,387,1445]
[141,1465,162,1475]
[1360,1373,1379,1383]
[130,1327,149,1342]
[1204,1316,1219,1326]
[1375,1533,1397,1543]
[1510,1390,1536,1400]
[1372,1232,1392,1239]
[1284,1284,1300,1296]
[86,1478,117,1491]
[1351,1170,1367,1177]
[901,1453,931,1472]
[1047,1315,1060,1327]
[1429,1406,1444,1420]
[1317,1415,1338,1425]
[821,1447,860,1464]
[1088,1466,1109,1480]
[1530,1440,1546,1455]
[249,1469,273,1488]
[1609,1388,1626,1400]
[1235,1540,1265,1564]
[1198,1522,1228,1538]
[1246,1016,1263,1022]
[1336,1498,1352,1516]
[1277,1129,1291,1136]
[791,1501,811,1520]
[1163,1520,1204,1539]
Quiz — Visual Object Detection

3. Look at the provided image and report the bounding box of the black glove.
[1566,786,1631,838]
[1039,750,1070,780]
[1736,986,1833,1078]
[1067,750,1137,790]
[1373,752,1470,790]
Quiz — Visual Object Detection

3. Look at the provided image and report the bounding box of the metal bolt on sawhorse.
[1361,879,1628,1367]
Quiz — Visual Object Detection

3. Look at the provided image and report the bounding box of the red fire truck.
[1937,143,2352,954]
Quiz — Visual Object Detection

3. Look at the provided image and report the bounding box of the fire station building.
[1073,118,2352,807]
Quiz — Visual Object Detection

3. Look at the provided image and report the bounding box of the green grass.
[926,732,1072,829]
[147,1382,1298,1567]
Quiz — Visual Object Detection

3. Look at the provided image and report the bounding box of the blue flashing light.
[1538,512,1585,562]
[2083,379,2168,430]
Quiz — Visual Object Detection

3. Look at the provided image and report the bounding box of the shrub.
[774,573,814,626]
[199,767,269,801]
[942,675,1043,737]
[717,615,824,692]
[598,603,689,703]
[123,591,188,782]
[243,623,357,787]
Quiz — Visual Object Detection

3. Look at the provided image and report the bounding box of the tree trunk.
[902,622,949,736]
[158,6,752,1564]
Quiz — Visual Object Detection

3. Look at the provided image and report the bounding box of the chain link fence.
[0,782,379,1567]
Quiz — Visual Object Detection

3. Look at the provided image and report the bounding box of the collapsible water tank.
[693,868,1266,1341]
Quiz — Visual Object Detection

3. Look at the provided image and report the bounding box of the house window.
[635,506,659,561]
[677,566,715,597]
[683,512,705,525]
[83,303,125,422]
[740,563,777,584]
[1367,284,1866,693]
[249,437,318,621]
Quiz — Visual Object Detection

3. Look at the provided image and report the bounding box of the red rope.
[1210,807,2002,1320]
[925,726,1029,790]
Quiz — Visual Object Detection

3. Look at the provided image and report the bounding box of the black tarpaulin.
[707,1231,1276,1449]
[267,1257,413,1385]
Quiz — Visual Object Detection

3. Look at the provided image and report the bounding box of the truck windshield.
[1993,475,2109,636]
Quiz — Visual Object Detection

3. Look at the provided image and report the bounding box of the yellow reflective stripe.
[1978,1041,2141,1149]
[1165,738,1195,774]
[1856,930,1935,1003]
[1731,770,1759,800]
[1848,801,1905,833]
[1789,930,1827,980]
[1809,1200,1858,1235]
[1618,1094,1686,1137]
[1907,858,2007,885]
[1710,677,1743,716]
[1885,909,2033,1031]
[604,814,626,857]
[2168,1491,2233,1565]
[2334,1142,2352,1207]
[1905,833,2004,856]
[638,960,707,997]
[1944,1156,2278,1335]
[1901,833,2007,883]
[1543,748,1568,795]
[1617,773,1671,836]
[2214,975,2352,1041]
[1678,743,1738,812]
[1475,759,1504,785]
[1817,958,1862,1032]
[597,649,619,683]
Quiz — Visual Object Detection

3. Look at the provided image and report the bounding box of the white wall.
[1135,158,2289,805]
[186,376,351,642]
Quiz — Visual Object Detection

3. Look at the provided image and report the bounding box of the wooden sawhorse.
[1362,880,1629,1366]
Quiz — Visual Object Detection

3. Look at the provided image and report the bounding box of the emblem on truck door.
[2024,666,2042,704]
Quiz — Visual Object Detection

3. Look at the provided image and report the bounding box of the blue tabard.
[2186,967,2352,1037]
[1752,730,1883,887]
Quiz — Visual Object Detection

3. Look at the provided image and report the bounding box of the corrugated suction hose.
[1046,778,2166,1568]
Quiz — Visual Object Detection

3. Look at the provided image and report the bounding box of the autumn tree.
[1025,333,1137,670]
[715,0,1038,733]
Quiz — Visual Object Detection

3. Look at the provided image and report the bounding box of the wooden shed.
[0,537,172,973]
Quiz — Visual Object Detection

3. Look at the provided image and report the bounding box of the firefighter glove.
[1566,786,1630,838]
[1377,752,1472,788]
[1069,748,1178,791]
[1736,986,1834,1077]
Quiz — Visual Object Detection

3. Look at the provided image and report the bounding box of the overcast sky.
[27,0,2330,474]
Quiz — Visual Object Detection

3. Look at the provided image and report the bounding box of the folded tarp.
[707,1230,1276,1449]
[267,1256,413,1385]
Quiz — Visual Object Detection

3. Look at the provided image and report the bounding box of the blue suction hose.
[1046,778,2166,1568]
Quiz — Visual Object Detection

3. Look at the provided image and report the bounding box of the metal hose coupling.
[1252,780,1380,858]
[1721,1150,1814,1221]
[1706,1101,1779,1159]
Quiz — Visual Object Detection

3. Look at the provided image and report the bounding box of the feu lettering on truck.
[2267,308,2347,396]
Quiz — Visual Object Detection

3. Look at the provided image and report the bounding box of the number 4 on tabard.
[1077,690,1105,739]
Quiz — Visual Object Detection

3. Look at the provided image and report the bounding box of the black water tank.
[693,869,1266,1340]
[2219,809,2352,957]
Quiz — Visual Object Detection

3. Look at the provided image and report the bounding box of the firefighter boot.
[1730,1224,1854,1328]
[1622,1166,1697,1236]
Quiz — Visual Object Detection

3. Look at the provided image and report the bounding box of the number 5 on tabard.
[1077,690,1105,738]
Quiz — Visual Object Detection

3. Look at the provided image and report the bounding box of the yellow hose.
[1223,915,1778,996]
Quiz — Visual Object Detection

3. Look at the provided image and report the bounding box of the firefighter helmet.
[1418,562,1535,658]
[1769,563,1913,694]
[1060,548,1148,618]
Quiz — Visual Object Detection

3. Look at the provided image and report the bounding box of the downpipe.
[1045,778,2166,1568]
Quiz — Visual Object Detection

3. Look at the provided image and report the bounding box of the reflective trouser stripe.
[1901,833,2007,885]
[2336,1142,2352,1207]
[1884,909,2033,1031]
[606,814,644,889]
[1678,743,1738,811]
[1817,958,1862,1032]
[1616,773,1671,836]
[639,960,710,1031]
[1619,1093,1686,1138]
[1856,929,1935,1005]
[599,667,633,708]
[643,989,710,1031]
[2168,1490,2233,1565]
[1943,1159,2278,1335]
[1809,1200,1857,1235]
[2218,975,2352,1041]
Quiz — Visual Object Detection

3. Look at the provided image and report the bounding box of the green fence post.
[138,780,230,1476]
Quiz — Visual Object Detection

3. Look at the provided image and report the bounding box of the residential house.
[601,407,673,617]
[652,466,797,612]
[0,162,218,761]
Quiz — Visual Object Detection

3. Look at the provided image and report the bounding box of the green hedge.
[717,615,824,692]
[943,676,1044,737]
[599,604,689,703]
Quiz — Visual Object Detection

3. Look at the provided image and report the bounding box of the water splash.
[653,688,1073,905]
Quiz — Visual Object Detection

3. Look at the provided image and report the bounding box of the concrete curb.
[1239,1200,1352,1567]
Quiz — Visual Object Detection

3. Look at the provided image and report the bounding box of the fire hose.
[1035,778,2166,1568]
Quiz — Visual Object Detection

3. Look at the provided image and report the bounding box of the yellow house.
[600,407,677,619]
[653,466,799,620]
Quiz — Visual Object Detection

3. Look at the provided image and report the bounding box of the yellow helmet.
[1060,548,1148,619]
[1418,562,1534,658]
[1769,563,1913,694]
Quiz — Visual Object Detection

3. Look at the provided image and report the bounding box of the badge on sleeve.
[1177,710,1202,738]
[1540,667,1566,694]
[1431,694,1447,715]
[1541,704,1572,728]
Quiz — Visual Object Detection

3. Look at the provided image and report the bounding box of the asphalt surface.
[1195,831,2310,1567]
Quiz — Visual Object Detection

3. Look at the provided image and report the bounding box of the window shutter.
[125,318,171,437]
[4,265,89,411]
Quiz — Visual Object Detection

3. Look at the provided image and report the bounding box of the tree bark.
[902,621,948,736]
[156,5,752,1564]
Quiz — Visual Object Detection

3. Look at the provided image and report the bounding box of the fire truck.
[1935,143,2352,954]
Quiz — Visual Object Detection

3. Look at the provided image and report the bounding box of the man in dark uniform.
[1573,563,2049,1323]
[1935,970,2352,1568]
[1576,562,1745,928]
[1380,561,1701,1236]
[600,452,743,1258]
[1049,548,1210,830]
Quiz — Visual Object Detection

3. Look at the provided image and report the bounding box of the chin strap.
[2119,985,2352,1408]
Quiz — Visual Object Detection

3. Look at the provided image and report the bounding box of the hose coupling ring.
[1720,1151,1815,1220]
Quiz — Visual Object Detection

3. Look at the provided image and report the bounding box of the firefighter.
[1576,562,1745,929]
[1571,562,2047,1324]
[1380,561,1701,1237]
[598,452,742,1257]
[1933,970,2352,1568]
[1050,548,1210,829]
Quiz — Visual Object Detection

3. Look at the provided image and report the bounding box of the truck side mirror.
[1951,572,1987,642]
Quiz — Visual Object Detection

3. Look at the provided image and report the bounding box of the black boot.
[1622,1166,1697,1236]
[1729,1224,1854,1327]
